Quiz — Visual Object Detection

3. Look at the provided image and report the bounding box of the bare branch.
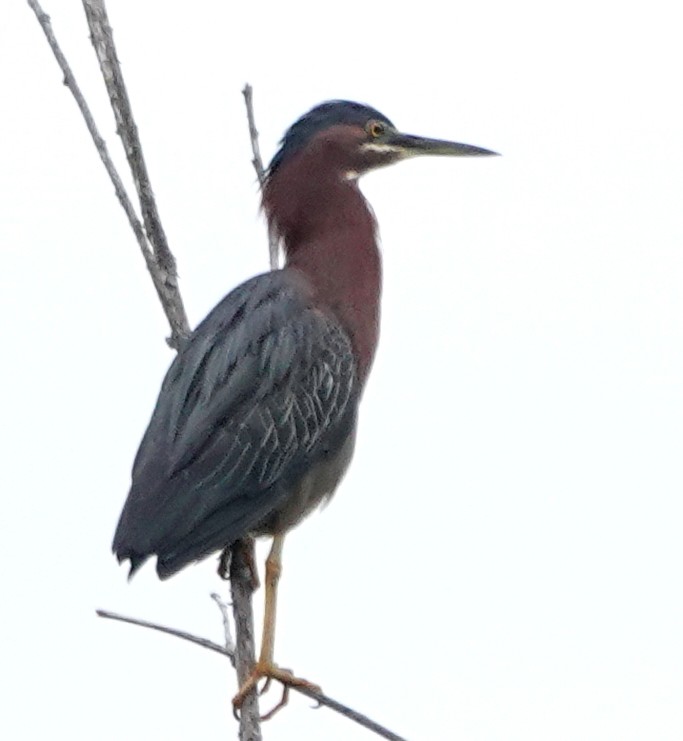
[296,686,410,741]
[229,540,263,740]
[96,609,230,659]
[242,84,279,270]
[81,0,190,349]
[28,1,172,332]
[211,592,236,666]
[27,0,190,349]
[95,607,410,741]
[241,84,267,188]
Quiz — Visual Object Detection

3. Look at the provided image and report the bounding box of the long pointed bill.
[387,131,499,158]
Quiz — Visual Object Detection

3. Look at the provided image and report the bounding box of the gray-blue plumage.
[113,270,358,578]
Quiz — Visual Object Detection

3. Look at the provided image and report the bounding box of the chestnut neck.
[263,154,382,383]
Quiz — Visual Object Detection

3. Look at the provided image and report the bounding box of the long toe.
[232,663,320,721]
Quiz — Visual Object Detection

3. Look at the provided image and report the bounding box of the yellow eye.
[367,120,386,138]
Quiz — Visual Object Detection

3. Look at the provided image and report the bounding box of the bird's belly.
[253,425,357,537]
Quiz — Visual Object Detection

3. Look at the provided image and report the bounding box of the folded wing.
[113,270,358,577]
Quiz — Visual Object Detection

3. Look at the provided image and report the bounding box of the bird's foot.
[217,541,260,590]
[232,662,320,721]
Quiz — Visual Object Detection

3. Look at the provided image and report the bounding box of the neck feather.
[263,159,382,382]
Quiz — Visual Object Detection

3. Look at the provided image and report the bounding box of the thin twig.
[96,609,230,658]
[296,686,409,741]
[82,0,190,349]
[242,84,279,270]
[211,592,236,666]
[95,608,410,741]
[27,1,166,330]
[28,0,189,350]
[241,84,267,187]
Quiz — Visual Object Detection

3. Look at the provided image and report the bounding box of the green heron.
[113,100,496,716]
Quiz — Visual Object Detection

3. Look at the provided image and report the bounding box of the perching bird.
[113,100,496,714]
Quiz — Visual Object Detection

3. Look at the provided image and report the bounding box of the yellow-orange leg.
[232,535,320,720]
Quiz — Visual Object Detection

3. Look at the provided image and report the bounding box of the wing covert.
[115,269,358,563]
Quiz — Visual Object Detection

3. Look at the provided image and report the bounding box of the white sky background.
[2,1,682,739]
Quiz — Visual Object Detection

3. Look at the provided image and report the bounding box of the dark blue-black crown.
[268,100,394,176]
